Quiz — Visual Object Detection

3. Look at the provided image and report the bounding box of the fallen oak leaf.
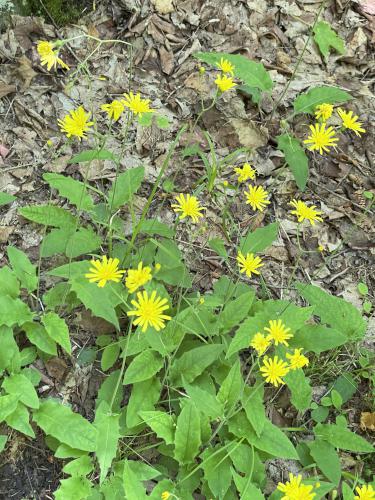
[360,412,375,431]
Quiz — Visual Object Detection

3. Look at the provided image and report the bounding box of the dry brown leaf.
[0,83,16,98]
[151,0,174,15]
[360,412,375,431]
[16,56,37,91]
[159,46,174,74]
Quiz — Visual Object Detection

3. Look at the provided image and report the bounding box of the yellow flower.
[286,348,309,370]
[237,251,263,278]
[318,245,324,252]
[37,40,69,71]
[125,262,152,294]
[315,103,333,122]
[289,199,323,226]
[171,193,204,223]
[250,333,271,355]
[214,74,236,92]
[355,484,375,500]
[337,108,366,137]
[223,180,228,187]
[277,473,316,500]
[264,319,293,346]
[122,91,154,116]
[58,106,94,140]
[85,256,125,288]
[304,123,338,155]
[101,100,125,122]
[216,57,235,75]
[127,290,171,333]
[260,356,289,387]
[234,163,256,183]
[199,66,206,74]
[161,493,171,500]
[244,185,270,212]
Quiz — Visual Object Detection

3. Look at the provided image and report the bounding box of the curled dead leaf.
[360,412,375,431]
[151,0,174,15]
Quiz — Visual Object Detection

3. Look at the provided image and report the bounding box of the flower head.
[127,290,171,332]
[234,163,256,183]
[122,92,154,116]
[237,251,263,278]
[277,473,317,500]
[337,108,366,137]
[215,74,236,92]
[85,256,125,288]
[264,319,293,346]
[58,106,94,140]
[101,100,125,122]
[289,199,323,226]
[125,262,152,294]
[355,484,375,500]
[286,348,309,370]
[37,40,69,71]
[244,185,270,212]
[216,58,235,75]
[250,333,271,355]
[304,123,338,155]
[171,193,204,223]
[260,356,289,387]
[161,493,171,500]
[315,103,333,122]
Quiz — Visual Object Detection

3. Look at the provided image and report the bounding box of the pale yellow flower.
[127,290,171,333]
[289,199,323,226]
[304,123,338,155]
[171,193,204,223]
[250,333,271,355]
[122,92,154,116]
[37,40,69,71]
[237,251,263,278]
[315,103,333,122]
[85,256,125,288]
[337,108,366,137]
[214,74,236,92]
[260,356,289,387]
[286,348,309,370]
[125,262,152,294]
[234,163,256,183]
[244,185,270,212]
[101,100,125,122]
[216,57,235,75]
[58,106,94,140]
[264,319,293,346]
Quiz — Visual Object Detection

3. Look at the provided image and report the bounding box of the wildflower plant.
[0,38,372,500]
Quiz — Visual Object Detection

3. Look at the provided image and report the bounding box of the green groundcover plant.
[0,25,373,500]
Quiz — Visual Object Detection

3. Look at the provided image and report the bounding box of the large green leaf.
[138,219,175,238]
[0,266,20,298]
[122,460,148,500]
[183,382,223,420]
[6,402,35,438]
[296,283,366,340]
[0,326,20,372]
[293,86,351,115]
[242,383,266,438]
[277,134,308,191]
[232,472,265,500]
[0,394,20,422]
[220,292,255,331]
[18,204,77,227]
[170,344,223,384]
[126,377,161,428]
[68,149,117,163]
[313,21,345,60]
[139,410,175,445]
[240,222,279,255]
[309,439,341,485]
[284,369,312,411]
[217,359,243,410]
[0,191,16,207]
[54,477,92,500]
[2,373,39,409]
[195,52,273,91]
[201,445,232,498]
[43,173,95,211]
[123,350,164,385]
[0,295,33,327]
[42,226,101,258]
[290,325,347,354]
[33,399,97,452]
[108,166,144,210]
[94,401,120,484]
[7,246,37,292]
[41,312,71,354]
[314,423,374,453]
[174,401,201,465]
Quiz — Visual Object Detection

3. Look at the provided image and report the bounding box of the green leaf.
[108,166,144,210]
[342,482,355,500]
[238,84,262,104]
[313,21,345,60]
[101,343,120,372]
[156,114,170,129]
[293,86,351,115]
[284,369,312,411]
[232,471,265,500]
[309,439,341,485]
[94,401,120,484]
[126,377,161,428]
[296,283,366,340]
[42,312,71,355]
[208,238,228,259]
[290,325,347,354]
[240,222,279,254]
[311,406,329,423]
[195,52,273,91]
[314,423,374,453]
[123,350,164,385]
[0,435,7,453]
[242,383,266,437]
[122,460,148,500]
[183,383,223,420]
[2,373,39,409]
[217,359,243,410]
[0,295,33,327]
[68,149,117,163]
[138,219,175,238]
[19,204,77,227]
[55,477,92,500]
[43,173,95,211]
[220,291,255,331]
[170,344,223,384]
[277,134,308,190]
[201,445,232,498]
[357,282,368,296]
[331,373,357,404]
[0,266,20,298]
[138,113,153,127]
[0,191,16,206]
[63,455,93,477]
[6,402,35,437]
[139,410,175,445]
[7,246,37,292]
[174,400,201,464]
[42,226,102,259]
[0,326,20,372]
[0,394,20,422]
[55,444,88,459]
[33,399,97,452]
